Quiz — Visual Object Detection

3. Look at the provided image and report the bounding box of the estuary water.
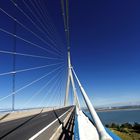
[85,109,140,125]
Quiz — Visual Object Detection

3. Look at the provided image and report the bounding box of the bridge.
[0,0,121,140]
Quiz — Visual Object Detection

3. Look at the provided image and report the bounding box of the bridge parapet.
[0,108,54,123]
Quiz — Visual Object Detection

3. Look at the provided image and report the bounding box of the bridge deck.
[0,106,74,140]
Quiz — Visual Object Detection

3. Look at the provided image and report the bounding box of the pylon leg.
[64,51,80,108]
[64,70,70,106]
[69,69,80,108]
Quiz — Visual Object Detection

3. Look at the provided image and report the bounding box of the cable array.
[0,0,66,110]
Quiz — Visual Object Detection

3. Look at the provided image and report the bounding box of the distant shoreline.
[96,108,140,112]
[83,108,140,112]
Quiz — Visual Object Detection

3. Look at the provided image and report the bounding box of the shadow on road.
[0,109,43,139]
[53,109,75,140]
[0,113,10,122]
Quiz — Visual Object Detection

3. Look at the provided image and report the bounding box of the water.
[85,109,140,124]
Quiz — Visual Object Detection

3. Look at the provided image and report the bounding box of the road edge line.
[28,107,72,140]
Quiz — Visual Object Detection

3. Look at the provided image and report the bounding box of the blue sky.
[70,0,140,107]
[0,0,140,109]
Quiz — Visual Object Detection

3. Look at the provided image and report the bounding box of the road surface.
[0,106,74,140]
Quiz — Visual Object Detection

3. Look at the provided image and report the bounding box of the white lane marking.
[28,108,72,140]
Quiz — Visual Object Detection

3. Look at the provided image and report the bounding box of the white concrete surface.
[76,109,99,140]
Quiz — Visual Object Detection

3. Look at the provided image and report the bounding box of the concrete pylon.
[64,50,80,108]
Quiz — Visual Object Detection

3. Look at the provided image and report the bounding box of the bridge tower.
[61,0,80,107]
[62,0,113,140]
[64,49,80,108]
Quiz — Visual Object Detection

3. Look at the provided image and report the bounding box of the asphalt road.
[0,106,74,140]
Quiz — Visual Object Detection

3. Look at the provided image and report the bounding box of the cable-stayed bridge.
[0,0,121,140]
